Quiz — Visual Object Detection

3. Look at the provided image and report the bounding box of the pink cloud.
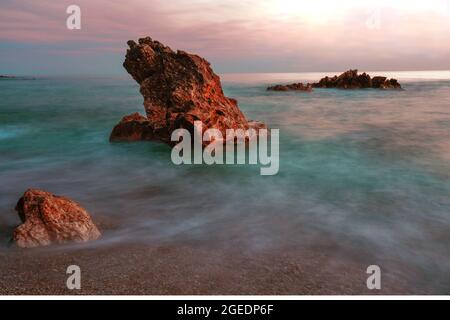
[1,0,449,72]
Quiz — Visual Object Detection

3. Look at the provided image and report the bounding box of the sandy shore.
[0,240,414,295]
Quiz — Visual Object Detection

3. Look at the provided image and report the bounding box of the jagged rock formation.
[111,37,265,144]
[311,69,402,89]
[267,83,312,92]
[12,189,101,248]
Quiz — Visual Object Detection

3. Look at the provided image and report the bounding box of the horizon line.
[3,69,450,78]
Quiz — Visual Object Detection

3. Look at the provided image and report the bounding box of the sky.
[1,0,450,75]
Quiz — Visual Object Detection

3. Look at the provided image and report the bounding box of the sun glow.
[268,0,344,23]
[267,0,449,24]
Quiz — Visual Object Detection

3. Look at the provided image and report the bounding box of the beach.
[0,242,414,295]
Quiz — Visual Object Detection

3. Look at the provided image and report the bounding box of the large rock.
[113,37,264,144]
[12,189,101,248]
[312,69,402,89]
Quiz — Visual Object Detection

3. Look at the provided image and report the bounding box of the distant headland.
[267,69,402,91]
[0,75,36,80]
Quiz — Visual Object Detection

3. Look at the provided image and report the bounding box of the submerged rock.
[311,69,402,89]
[12,189,101,248]
[113,36,265,144]
[267,83,313,92]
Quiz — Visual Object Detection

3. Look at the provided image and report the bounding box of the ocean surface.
[1,71,450,293]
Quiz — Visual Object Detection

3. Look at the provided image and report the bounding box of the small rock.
[110,112,156,142]
[371,76,387,88]
[267,83,313,92]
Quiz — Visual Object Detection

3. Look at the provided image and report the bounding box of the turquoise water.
[1,73,450,293]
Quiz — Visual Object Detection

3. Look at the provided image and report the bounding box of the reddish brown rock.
[312,70,402,89]
[12,189,101,248]
[110,112,155,142]
[267,83,313,92]
[371,76,387,88]
[113,36,265,144]
[379,78,402,89]
[356,72,372,88]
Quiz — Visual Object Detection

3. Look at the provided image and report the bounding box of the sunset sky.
[1,0,450,75]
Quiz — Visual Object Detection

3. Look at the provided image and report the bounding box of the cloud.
[1,0,449,73]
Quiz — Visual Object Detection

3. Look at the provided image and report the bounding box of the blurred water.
[0,72,449,293]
